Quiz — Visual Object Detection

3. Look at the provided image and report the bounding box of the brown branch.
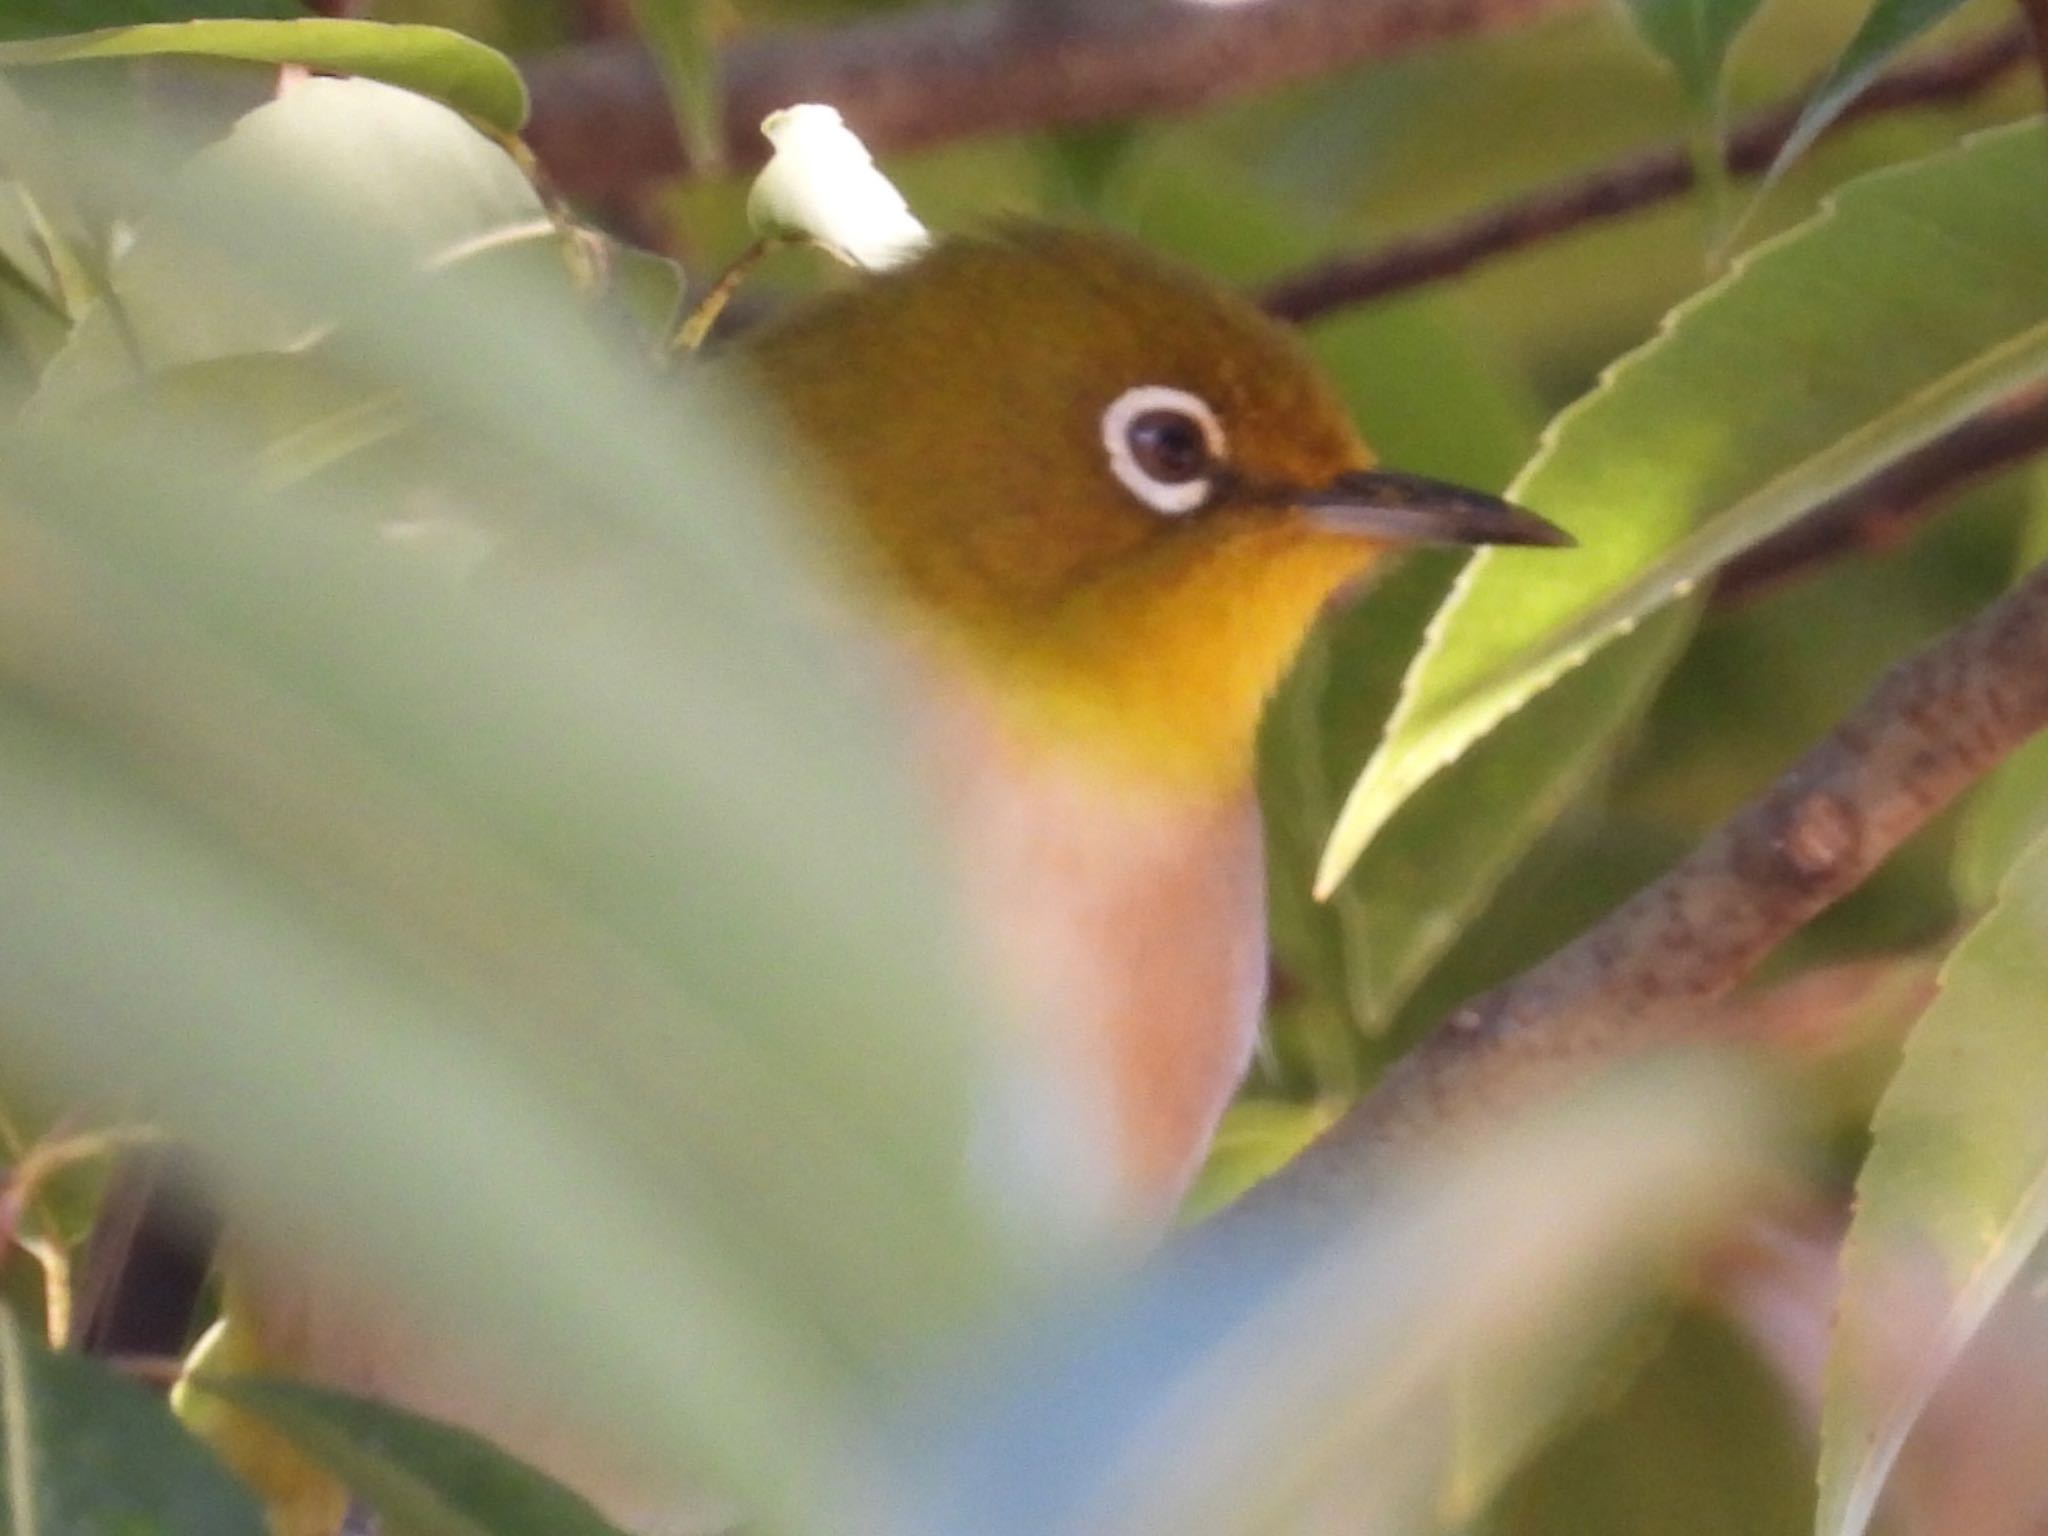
[2021,0,2048,107]
[521,0,1595,204]
[1716,383,2048,605]
[1261,25,2029,322]
[1224,551,2048,1226]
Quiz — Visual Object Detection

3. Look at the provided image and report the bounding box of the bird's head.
[742,224,1567,792]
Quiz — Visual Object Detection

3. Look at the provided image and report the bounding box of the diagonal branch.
[521,0,1596,203]
[1716,382,2048,605]
[1223,547,2048,1227]
[1261,24,2030,321]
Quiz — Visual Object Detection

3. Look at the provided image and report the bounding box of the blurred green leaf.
[903,1063,1773,1536]
[0,19,527,133]
[29,73,548,415]
[0,1310,268,1536]
[1759,0,1979,196]
[624,0,722,172]
[0,1,302,40]
[1620,0,1767,111]
[1818,826,2048,1536]
[192,1377,633,1536]
[1319,120,2048,896]
[1494,1308,1811,1536]
[0,93,1100,1535]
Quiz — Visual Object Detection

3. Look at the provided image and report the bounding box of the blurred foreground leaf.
[1319,120,2048,895]
[30,74,547,415]
[0,4,301,39]
[192,1377,633,1536]
[904,1062,1774,1536]
[0,1309,267,1536]
[0,19,526,134]
[1818,827,2048,1536]
[0,92,1103,1536]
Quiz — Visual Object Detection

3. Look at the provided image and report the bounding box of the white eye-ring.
[1101,384,1225,516]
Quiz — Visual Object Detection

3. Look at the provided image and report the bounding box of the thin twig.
[670,236,777,356]
[1222,553,2048,1226]
[1716,383,2048,605]
[1261,25,2029,322]
[521,0,1594,202]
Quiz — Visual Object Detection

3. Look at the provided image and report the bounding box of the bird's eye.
[1101,385,1224,516]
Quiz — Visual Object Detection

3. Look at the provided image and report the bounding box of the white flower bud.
[746,104,931,271]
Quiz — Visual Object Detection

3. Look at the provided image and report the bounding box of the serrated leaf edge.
[1314,117,2047,897]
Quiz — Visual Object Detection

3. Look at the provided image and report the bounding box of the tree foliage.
[0,2,2045,1535]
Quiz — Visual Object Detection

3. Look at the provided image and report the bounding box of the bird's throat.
[935,526,1381,797]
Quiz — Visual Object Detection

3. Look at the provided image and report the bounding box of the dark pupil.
[1126,409,1210,483]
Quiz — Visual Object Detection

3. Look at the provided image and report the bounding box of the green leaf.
[28,73,549,415]
[624,0,722,172]
[0,1311,268,1536]
[1954,722,2048,911]
[0,96,1096,1536]
[1817,826,2048,1536]
[1496,1308,1814,1536]
[1760,0,1976,195]
[0,19,527,134]
[902,1062,1774,1536]
[1619,0,1767,112]
[0,3,302,40]
[1318,120,2048,896]
[1181,1098,1339,1222]
[191,1378,633,1536]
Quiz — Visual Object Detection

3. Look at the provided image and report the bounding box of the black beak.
[1300,469,1573,549]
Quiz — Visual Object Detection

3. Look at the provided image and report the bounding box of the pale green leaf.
[1620,0,1767,111]
[0,3,301,40]
[0,95,1104,1536]
[1817,827,2048,1536]
[0,19,526,134]
[191,1378,632,1536]
[1319,121,2048,895]
[901,1063,1773,1536]
[0,1311,268,1536]
[28,74,548,416]
[1761,0,1977,194]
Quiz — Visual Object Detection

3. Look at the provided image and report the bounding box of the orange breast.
[909,656,1268,1220]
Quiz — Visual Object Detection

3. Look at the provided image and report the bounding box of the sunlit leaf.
[0,19,525,134]
[1319,120,2048,895]
[192,1377,633,1536]
[0,1310,267,1536]
[1818,827,2048,1536]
